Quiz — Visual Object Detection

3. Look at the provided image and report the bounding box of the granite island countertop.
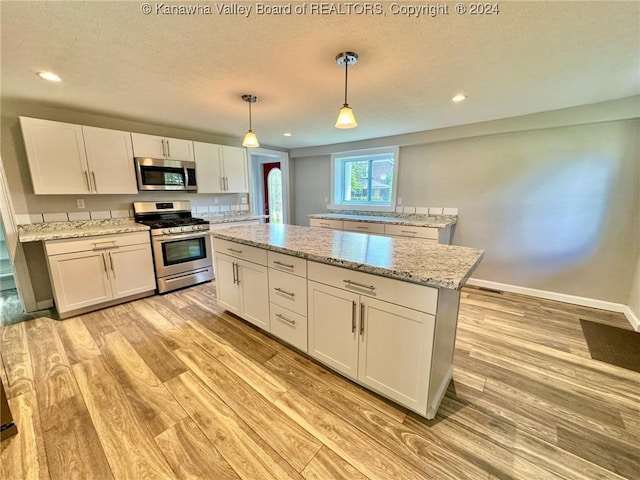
[202,213,269,225]
[18,219,150,242]
[211,224,483,290]
[308,212,457,228]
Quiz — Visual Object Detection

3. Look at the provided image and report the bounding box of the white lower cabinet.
[45,232,156,318]
[214,251,269,330]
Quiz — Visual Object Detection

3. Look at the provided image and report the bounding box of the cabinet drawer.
[342,221,385,235]
[268,268,307,316]
[45,231,151,256]
[308,261,438,314]
[384,224,438,240]
[268,251,307,277]
[310,218,343,229]
[269,303,307,352]
[213,238,266,266]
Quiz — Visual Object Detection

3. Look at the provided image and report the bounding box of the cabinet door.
[307,280,359,380]
[82,126,137,194]
[19,117,90,194]
[48,251,112,314]
[238,259,269,330]
[130,132,166,158]
[165,137,194,162]
[215,253,241,316]
[221,145,248,193]
[193,142,224,193]
[108,244,156,299]
[358,297,434,413]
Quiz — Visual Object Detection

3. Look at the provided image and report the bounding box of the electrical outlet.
[76,199,85,209]
[213,197,219,204]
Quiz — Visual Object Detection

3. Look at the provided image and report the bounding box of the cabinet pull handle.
[225,177,229,191]
[161,139,166,157]
[356,226,369,230]
[101,253,108,274]
[108,252,115,277]
[220,177,225,191]
[166,139,171,158]
[231,261,237,284]
[91,171,97,192]
[401,230,418,234]
[319,222,330,227]
[83,171,91,192]
[228,248,243,254]
[273,260,294,269]
[274,287,295,298]
[343,279,376,292]
[234,263,240,285]
[352,300,357,333]
[360,302,365,336]
[275,313,296,326]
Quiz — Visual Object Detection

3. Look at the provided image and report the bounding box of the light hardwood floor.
[1,283,638,479]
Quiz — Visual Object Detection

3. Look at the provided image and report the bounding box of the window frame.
[330,146,400,212]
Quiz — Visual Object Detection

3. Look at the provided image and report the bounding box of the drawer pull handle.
[343,279,376,291]
[274,287,295,298]
[92,241,118,250]
[356,226,369,229]
[227,248,243,254]
[319,223,330,226]
[275,313,296,326]
[273,260,294,269]
[401,230,418,234]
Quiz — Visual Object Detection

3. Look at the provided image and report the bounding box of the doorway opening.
[248,149,290,224]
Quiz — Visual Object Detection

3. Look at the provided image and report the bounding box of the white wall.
[292,100,640,307]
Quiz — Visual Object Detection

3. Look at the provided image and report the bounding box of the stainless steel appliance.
[134,157,197,191]
[133,201,212,293]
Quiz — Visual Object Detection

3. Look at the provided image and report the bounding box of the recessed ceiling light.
[37,71,62,82]
[283,132,292,137]
[452,94,467,103]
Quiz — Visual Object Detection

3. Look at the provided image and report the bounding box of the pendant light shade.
[335,52,358,129]
[241,94,259,148]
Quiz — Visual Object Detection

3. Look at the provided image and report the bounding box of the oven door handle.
[152,232,209,242]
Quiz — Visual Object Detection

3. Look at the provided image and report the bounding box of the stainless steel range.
[133,201,213,293]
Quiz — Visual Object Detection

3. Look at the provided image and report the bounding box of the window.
[331,147,399,210]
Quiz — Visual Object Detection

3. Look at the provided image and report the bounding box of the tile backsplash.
[15,204,250,224]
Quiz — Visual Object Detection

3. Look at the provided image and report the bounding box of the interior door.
[261,162,281,223]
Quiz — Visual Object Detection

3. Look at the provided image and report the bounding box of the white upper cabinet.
[194,142,224,193]
[20,117,90,194]
[20,117,137,195]
[194,142,248,193]
[130,132,194,162]
[81,126,137,194]
[221,145,248,193]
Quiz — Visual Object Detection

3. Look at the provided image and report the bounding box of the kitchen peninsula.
[211,223,483,418]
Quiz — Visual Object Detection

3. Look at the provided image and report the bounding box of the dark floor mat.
[580,319,640,373]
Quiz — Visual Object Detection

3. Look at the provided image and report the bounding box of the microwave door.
[138,165,186,190]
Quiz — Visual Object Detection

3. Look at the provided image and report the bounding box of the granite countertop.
[18,219,150,242]
[211,224,483,290]
[308,212,457,228]
[202,214,269,225]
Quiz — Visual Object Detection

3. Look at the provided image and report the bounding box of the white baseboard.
[466,278,639,332]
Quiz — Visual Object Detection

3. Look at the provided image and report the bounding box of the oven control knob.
[163,228,172,234]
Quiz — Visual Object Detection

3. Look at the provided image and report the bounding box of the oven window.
[141,166,186,187]
[162,237,207,265]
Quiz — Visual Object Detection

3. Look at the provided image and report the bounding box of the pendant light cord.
[248,100,253,131]
[344,58,349,106]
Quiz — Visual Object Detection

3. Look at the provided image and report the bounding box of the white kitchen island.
[211,223,483,419]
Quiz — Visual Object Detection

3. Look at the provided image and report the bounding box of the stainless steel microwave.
[134,157,197,191]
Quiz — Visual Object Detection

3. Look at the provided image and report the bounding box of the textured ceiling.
[1,1,638,149]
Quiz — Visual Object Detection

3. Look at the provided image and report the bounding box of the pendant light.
[335,52,358,129]
[241,94,259,148]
